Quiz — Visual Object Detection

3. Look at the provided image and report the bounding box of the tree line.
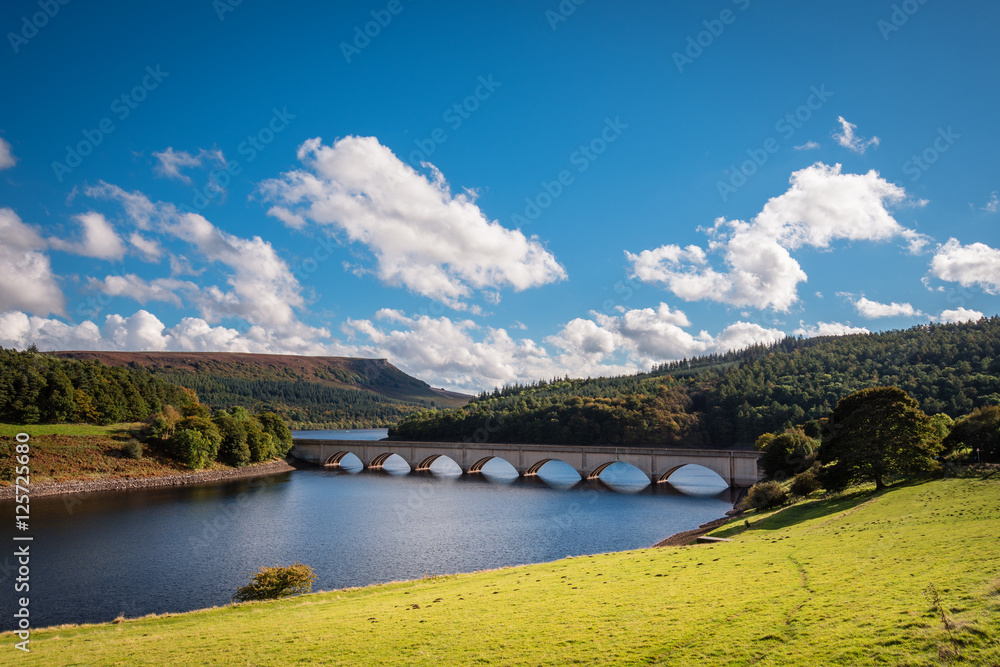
[0,346,194,425]
[391,318,1000,449]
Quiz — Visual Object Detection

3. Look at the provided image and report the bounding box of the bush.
[168,429,213,469]
[257,412,293,457]
[738,480,789,512]
[245,419,274,463]
[790,467,821,496]
[232,563,316,602]
[121,439,143,460]
[755,428,818,480]
[215,415,251,467]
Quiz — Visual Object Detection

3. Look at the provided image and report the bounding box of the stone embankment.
[0,458,302,501]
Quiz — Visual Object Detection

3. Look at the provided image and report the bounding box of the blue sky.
[1,0,998,392]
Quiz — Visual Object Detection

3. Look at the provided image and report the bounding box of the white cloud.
[260,136,566,307]
[982,191,998,213]
[0,309,335,356]
[627,163,911,311]
[794,141,820,151]
[935,308,984,324]
[152,147,226,184]
[87,274,192,307]
[852,297,923,319]
[48,212,126,260]
[0,137,16,169]
[82,184,325,340]
[793,321,870,337]
[833,116,880,154]
[930,238,1000,294]
[129,232,163,261]
[0,208,65,316]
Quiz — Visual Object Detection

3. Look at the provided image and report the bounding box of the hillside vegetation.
[392,318,1000,447]
[0,347,193,425]
[51,351,470,429]
[7,476,998,665]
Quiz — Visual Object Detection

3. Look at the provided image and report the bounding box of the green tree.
[215,414,250,467]
[168,429,213,469]
[818,387,942,490]
[755,428,817,480]
[232,563,316,602]
[944,405,1000,463]
[256,412,293,457]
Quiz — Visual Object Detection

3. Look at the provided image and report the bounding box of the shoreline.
[0,458,304,501]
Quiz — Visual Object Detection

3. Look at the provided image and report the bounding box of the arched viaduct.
[290,439,762,488]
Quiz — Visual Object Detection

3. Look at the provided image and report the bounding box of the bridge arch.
[467,455,517,474]
[656,463,728,486]
[415,454,462,474]
[524,458,580,479]
[324,451,357,468]
[586,460,649,483]
[368,452,410,472]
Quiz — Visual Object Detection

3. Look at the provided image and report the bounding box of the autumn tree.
[818,387,942,491]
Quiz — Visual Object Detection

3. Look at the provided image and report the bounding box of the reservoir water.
[3,430,736,630]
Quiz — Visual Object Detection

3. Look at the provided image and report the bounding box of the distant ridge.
[52,351,471,429]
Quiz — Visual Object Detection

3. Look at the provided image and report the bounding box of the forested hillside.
[52,352,470,430]
[0,347,193,425]
[391,318,1000,448]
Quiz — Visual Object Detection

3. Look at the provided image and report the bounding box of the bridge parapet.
[290,439,762,488]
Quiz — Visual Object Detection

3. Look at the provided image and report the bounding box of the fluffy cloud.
[0,309,333,356]
[48,212,126,260]
[627,163,911,311]
[793,321,870,337]
[852,297,923,318]
[129,232,163,261]
[82,184,326,340]
[0,137,16,169]
[983,191,999,213]
[152,147,225,184]
[833,116,879,154]
[936,308,984,324]
[930,238,1000,294]
[0,208,65,316]
[549,303,785,371]
[261,136,566,307]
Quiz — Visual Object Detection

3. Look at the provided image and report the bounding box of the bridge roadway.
[290,439,762,488]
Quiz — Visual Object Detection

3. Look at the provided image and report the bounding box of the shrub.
[756,428,818,480]
[790,467,821,496]
[256,412,293,457]
[232,563,316,602]
[245,419,274,463]
[121,439,144,460]
[168,429,213,469]
[215,415,250,467]
[738,480,789,511]
[0,441,14,481]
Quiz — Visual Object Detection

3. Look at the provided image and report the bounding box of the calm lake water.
[3,430,735,630]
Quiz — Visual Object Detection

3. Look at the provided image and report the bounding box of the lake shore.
[0,457,303,501]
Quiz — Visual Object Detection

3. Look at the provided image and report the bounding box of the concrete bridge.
[290,439,763,488]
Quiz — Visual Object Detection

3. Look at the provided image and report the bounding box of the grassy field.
[4,474,998,665]
[0,422,138,438]
[0,423,228,485]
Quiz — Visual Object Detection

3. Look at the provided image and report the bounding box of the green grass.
[4,476,999,665]
[0,422,139,437]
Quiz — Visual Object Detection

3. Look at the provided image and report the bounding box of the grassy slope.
[0,423,252,485]
[5,476,999,665]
